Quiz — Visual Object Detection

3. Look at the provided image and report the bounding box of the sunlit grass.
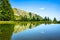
[0,21,59,24]
[0,21,14,24]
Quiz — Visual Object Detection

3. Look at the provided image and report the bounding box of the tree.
[47,17,51,21]
[53,17,57,22]
[43,16,47,21]
[21,15,28,21]
[29,12,32,20]
[0,0,14,21]
[29,12,32,18]
[24,15,27,21]
[31,16,36,21]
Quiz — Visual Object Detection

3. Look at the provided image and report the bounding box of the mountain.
[13,8,43,21]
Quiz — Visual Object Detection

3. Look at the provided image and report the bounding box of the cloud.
[39,8,45,10]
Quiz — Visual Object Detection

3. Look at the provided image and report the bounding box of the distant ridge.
[13,8,43,21]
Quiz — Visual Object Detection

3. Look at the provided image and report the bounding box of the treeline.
[14,12,60,23]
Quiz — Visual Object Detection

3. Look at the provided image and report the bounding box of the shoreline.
[0,21,59,24]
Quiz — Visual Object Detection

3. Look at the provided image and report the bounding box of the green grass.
[0,21,59,24]
[0,21,14,24]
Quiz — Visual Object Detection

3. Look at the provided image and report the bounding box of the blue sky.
[10,0,60,20]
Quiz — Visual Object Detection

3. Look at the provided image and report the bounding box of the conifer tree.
[53,17,57,22]
[0,0,14,21]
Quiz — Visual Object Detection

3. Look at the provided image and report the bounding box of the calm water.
[0,23,60,40]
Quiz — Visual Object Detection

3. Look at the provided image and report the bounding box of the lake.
[0,23,60,40]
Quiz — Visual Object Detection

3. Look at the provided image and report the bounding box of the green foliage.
[44,16,47,21]
[57,20,60,23]
[43,17,51,21]
[53,17,57,22]
[29,12,32,18]
[0,0,14,21]
[21,15,28,21]
[31,16,36,21]
[35,15,43,21]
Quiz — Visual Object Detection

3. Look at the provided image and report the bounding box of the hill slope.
[13,8,43,21]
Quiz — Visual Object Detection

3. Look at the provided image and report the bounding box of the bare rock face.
[0,0,14,21]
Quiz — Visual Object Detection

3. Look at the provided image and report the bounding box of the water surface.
[12,24,60,40]
[0,23,60,40]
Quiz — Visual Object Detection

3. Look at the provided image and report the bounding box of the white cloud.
[39,8,45,10]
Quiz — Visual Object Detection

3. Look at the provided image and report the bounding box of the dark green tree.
[53,17,57,22]
[31,16,36,21]
[47,17,51,21]
[43,16,47,21]
[29,12,32,18]
[0,0,14,21]
[47,17,49,21]
[29,12,32,20]
[21,15,28,21]
[37,17,40,21]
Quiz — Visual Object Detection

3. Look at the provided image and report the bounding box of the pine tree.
[53,17,57,22]
[0,0,14,21]
[43,16,47,21]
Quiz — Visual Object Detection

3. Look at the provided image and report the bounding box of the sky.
[10,0,60,20]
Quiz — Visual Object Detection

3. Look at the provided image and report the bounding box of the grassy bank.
[0,21,14,24]
[0,21,59,24]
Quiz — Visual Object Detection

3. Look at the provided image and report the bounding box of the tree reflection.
[14,22,41,33]
[0,24,14,40]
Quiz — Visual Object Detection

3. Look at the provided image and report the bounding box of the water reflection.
[0,23,60,40]
[0,22,42,40]
[0,24,14,40]
[12,24,60,40]
[14,22,41,33]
